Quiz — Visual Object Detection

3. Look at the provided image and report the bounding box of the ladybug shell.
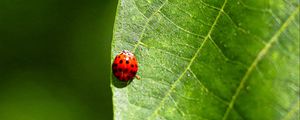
[112,50,138,81]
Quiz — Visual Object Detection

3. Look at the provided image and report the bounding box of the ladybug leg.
[135,75,140,80]
[126,79,133,86]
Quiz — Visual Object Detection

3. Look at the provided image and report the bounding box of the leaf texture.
[111,0,300,119]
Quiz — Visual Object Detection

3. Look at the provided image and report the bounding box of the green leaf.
[111,0,300,119]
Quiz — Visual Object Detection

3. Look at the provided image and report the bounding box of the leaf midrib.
[222,5,300,120]
[144,0,229,118]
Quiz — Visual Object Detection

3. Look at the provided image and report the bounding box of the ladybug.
[112,50,139,81]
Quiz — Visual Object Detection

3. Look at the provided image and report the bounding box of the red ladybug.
[112,50,139,81]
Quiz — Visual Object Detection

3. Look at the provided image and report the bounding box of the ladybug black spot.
[118,68,122,72]
[113,63,118,67]
[126,60,129,64]
[119,60,123,64]
[131,64,134,68]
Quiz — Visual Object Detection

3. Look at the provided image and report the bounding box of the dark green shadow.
[112,75,133,88]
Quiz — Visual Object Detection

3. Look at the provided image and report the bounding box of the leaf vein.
[237,0,269,12]
[199,0,221,11]
[221,5,300,120]
[169,94,186,117]
[147,0,229,118]
[138,41,192,61]
[159,11,206,38]
[208,36,230,61]
[221,11,268,45]
[189,69,229,104]
[132,0,148,19]
[282,100,300,120]
[132,0,168,52]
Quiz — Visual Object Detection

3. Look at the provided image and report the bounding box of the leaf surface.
[111,0,300,119]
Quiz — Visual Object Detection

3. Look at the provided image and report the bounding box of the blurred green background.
[0,0,117,119]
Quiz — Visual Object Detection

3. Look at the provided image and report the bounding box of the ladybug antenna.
[122,50,129,53]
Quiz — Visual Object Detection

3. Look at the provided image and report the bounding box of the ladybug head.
[121,50,134,56]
